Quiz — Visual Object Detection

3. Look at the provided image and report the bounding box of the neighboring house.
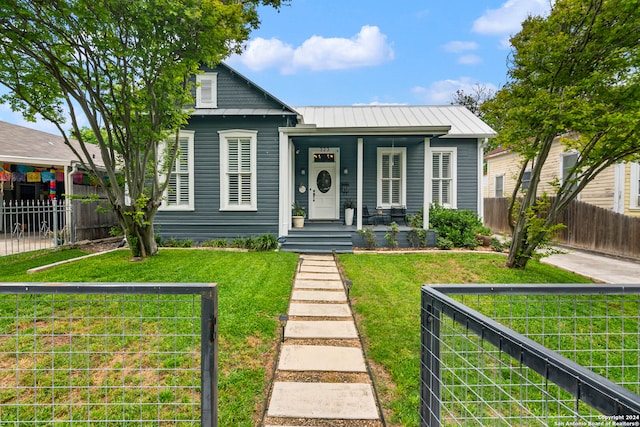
[0,121,116,239]
[154,63,496,244]
[484,137,640,217]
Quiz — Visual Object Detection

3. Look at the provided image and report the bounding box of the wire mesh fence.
[421,284,640,426]
[0,283,217,426]
[1,200,70,257]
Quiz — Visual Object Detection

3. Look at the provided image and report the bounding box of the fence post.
[201,286,218,427]
[421,290,441,427]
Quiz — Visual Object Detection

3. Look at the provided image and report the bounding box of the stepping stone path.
[264,254,383,426]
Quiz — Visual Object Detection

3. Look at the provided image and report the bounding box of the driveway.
[543,248,640,284]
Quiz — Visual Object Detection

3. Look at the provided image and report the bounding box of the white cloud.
[411,78,498,105]
[472,0,552,36]
[235,25,394,74]
[443,41,479,53]
[458,54,482,65]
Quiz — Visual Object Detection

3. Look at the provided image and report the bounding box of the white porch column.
[356,138,364,230]
[278,131,291,237]
[478,138,486,221]
[423,137,431,230]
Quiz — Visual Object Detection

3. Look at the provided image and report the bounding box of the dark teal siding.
[432,137,479,213]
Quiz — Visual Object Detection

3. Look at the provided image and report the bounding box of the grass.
[337,252,594,426]
[0,249,299,426]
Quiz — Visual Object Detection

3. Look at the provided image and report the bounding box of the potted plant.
[344,199,355,226]
[292,201,305,228]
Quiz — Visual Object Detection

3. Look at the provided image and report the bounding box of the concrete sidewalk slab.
[285,320,358,339]
[294,279,343,290]
[299,264,339,273]
[267,382,378,419]
[291,290,347,302]
[278,345,366,372]
[295,272,342,281]
[543,249,640,284]
[288,302,351,317]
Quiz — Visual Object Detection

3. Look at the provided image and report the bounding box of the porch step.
[281,229,353,254]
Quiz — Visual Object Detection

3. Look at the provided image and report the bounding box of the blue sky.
[0,0,551,134]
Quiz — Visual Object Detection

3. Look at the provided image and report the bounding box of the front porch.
[279,221,434,254]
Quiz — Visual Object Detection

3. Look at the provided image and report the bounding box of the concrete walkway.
[543,248,640,284]
[263,254,383,426]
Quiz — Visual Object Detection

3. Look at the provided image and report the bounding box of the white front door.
[308,148,340,219]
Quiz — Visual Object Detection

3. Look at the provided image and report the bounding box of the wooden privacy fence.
[484,197,640,260]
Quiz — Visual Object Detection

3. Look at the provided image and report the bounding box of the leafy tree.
[482,0,640,268]
[0,0,285,258]
[450,84,494,119]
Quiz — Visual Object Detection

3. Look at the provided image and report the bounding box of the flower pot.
[292,216,305,228]
[345,208,354,226]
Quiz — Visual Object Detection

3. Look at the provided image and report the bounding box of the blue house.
[154,63,496,252]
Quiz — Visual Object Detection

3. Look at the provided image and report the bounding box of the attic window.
[196,73,217,108]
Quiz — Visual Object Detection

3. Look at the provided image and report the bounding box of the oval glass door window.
[316,170,332,193]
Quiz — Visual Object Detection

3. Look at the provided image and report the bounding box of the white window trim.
[376,147,407,208]
[431,147,457,209]
[494,174,505,198]
[630,162,640,210]
[196,73,217,109]
[160,130,195,211]
[521,169,532,192]
[219,129,258,211]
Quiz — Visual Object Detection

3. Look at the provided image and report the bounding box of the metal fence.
[0,283,218,426]
[1,200,70,256]
[421,284,640,426]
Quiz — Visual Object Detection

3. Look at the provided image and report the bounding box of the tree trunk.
[113,202,159,259]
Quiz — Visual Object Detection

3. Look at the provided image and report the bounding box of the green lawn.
[1,249,605,426]
[0,249,299,426]
[337,252,594,426]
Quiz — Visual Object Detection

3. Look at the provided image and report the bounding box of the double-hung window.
[196,73,217,108]
[377,147,406,208]
[219,130,257,211]
[161,131,194,210]
[561,151,579,197]
[432,148,457,208]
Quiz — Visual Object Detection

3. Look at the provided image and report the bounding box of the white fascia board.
[279,126,451,137]
[0,155,72,168]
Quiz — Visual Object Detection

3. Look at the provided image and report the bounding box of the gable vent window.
[196,73,217,108]
[219,130,257,211]
[160,131,194,211]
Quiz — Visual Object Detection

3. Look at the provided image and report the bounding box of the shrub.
[437,237,454,250]
[429,203,483,249]
[254,234,278,251]
[202,239,228,248]
[384,222,399,249]
[357,227,377,250]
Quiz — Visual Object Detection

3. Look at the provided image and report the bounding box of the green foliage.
[0,0,286,259]
[429,204,483,249]
[357,227,377,250]
[384,221,399,249]
[481,0,640,268]
[291,201,305,217]
[436,237,454,250]
[202,239,229,248]
[109,226,124,237]
[161,238,193,248]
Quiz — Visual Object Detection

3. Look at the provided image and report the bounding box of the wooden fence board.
[484,197,640,260]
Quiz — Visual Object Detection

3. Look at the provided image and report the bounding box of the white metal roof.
[294,105,496,138]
